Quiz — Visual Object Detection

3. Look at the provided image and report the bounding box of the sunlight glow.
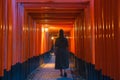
[51,37,54,40]
[45,27,48,32]
[42,27,44,32]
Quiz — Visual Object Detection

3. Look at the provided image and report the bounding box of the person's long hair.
[59,29,64,38]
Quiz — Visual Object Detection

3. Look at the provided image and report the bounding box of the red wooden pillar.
[90,0,95,64]
[74,19,78,57]
[114,0,119,79]
[95,0,103,70]
[2,0,8,71]
[16,3,23,63]
[23,10,30,61]
[6,0,13,71]
[74,13,85,59]
[29,16,34,58]
[12,0,18,65]
[35,24,39,56]
[40,24,49,54]
[108,0,112,77]
[34,22,38,56]
[0,0,4,76]
[1,0,14,72]
[94,0,120,79]
[70,28,75,53]
[36,24,41,55]
[84,5,93,63]
[118,0,120,79]
[104,0,109,76]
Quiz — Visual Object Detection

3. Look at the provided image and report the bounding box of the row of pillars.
[73,0,120,80]
[0,0,120,80]
[0,0,51,78]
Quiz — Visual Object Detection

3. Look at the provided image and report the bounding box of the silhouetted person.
[55,29,69,77]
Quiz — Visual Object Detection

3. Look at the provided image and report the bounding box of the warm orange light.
[9,26,12,31]
[106,26,108,30]
[70,28,75,53]
[88,26,91,30]
[66,36,69,39]
[37,28,39,31]
[42,27,44,32]
[84,26,85,31]
[0,25,2,29]
[45,27,48,32]
[109,34,110,38]
[51,36,54,40]
[103,25,105,30]
[112,33,114,37]
[23,27,25,31]
[41,26,49,54]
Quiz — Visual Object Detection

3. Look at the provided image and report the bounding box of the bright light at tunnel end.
[45,27,48,32]
[51,36,54,40]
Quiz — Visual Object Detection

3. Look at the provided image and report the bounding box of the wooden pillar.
[94,0,119,79]
[118,0,120,79]
[16,3,25,63]
[70,28,75,53]
[36,24,41,55]
[0,0,4,76]
[2,0,15,71]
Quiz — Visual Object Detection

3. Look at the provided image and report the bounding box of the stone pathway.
[26,54,73,80]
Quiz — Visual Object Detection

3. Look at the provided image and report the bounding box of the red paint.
[0,0,120,79]
[16,0,89,3]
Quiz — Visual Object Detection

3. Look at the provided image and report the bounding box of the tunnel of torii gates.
[0,0,120,80]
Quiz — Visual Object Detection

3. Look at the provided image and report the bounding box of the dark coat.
[55,37,69,69]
